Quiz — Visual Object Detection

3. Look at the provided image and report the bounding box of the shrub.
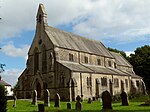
[0,84,7,112]
[112,94,121,102]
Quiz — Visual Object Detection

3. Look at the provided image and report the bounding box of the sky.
[0,0,150,86]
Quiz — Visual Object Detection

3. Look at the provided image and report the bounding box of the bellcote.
[36,4,48,26]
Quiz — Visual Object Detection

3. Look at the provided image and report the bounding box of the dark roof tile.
[45,26,114,58]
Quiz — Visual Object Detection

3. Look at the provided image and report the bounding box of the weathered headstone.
[92,97,96,101]
[32,90,37,105]
[38,104,45,112]
[44,89,50,107]
[13,95,17,107]
[75,95,82,111]
[87,98,92,104]
[67,102,72,109]
[81,95,83,102]
[120,91,129,106]
[54,93,60,107]
[102,90,112,110]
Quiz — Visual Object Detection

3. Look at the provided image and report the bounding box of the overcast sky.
[0,0,150,86]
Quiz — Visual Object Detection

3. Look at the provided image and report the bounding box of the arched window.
[114,78,119,87]
[59,71,65,87]
[87,77,92,87]
[108,61,112,67]
[34,47,39,74]
[42,45,47,73]
[97,59,101,65]
[125,79,128,88]
[84,56,88,63]
[69,53,74,61]
[87,77,89,86]
[101,77,107,86]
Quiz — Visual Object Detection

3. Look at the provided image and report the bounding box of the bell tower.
[35,4,48,45]
[36,3,48,26]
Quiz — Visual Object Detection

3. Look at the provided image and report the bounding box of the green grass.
[7,95,150,112]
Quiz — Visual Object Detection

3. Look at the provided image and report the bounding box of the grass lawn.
[7,95,150,112]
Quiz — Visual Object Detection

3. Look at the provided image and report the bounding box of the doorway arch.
[121,80,124,92]
[36,82,41,98]
[71,78,77,101]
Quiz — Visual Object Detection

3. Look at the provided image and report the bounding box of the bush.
[0,84,7,112]
[112,94,121,102]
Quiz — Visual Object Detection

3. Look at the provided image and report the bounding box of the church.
[16,4,146,101]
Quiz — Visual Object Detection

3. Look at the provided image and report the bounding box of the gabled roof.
[45,26,114,58]
[110,52,132,67]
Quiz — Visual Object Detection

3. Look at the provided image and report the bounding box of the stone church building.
[16,4,146,101]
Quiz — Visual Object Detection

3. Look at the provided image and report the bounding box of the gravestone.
[32,90,37,105]
[81,95,83,102]
[67,102,72,109]
[120,91,129,106]
[75,95,82,111]
[44,89,50,107]
[54,93,60,107]
[87,98,92,104]
[92,97,96,101]
[102,90,112,110]
[13,95,17,107]
[38,104,45,112]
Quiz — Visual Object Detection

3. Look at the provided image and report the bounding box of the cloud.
[0,0,150,44]
[0,68,23,86]
[125,51,134,56]
[1,42,29,59]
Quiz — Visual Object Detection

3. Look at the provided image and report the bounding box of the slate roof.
[58,61,129,76]
[57,61,93,73]
[110,52,132,67]
[45,26,114,58]
[82,64,117,75]
[107,67,129,76]
[120,70,142,79]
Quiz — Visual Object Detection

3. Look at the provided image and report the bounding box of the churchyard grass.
[7,95,150,112]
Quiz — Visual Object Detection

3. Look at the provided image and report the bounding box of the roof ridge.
[46,25,114,58]
[47,26,102,43]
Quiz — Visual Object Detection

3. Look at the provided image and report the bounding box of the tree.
[108,47,127,59]
[128,45,150,90]
[0,48,6,73]
[0,84,7,112]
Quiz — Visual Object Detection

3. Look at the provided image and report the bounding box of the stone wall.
[113,75,129,95]
[55,47,116,68]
